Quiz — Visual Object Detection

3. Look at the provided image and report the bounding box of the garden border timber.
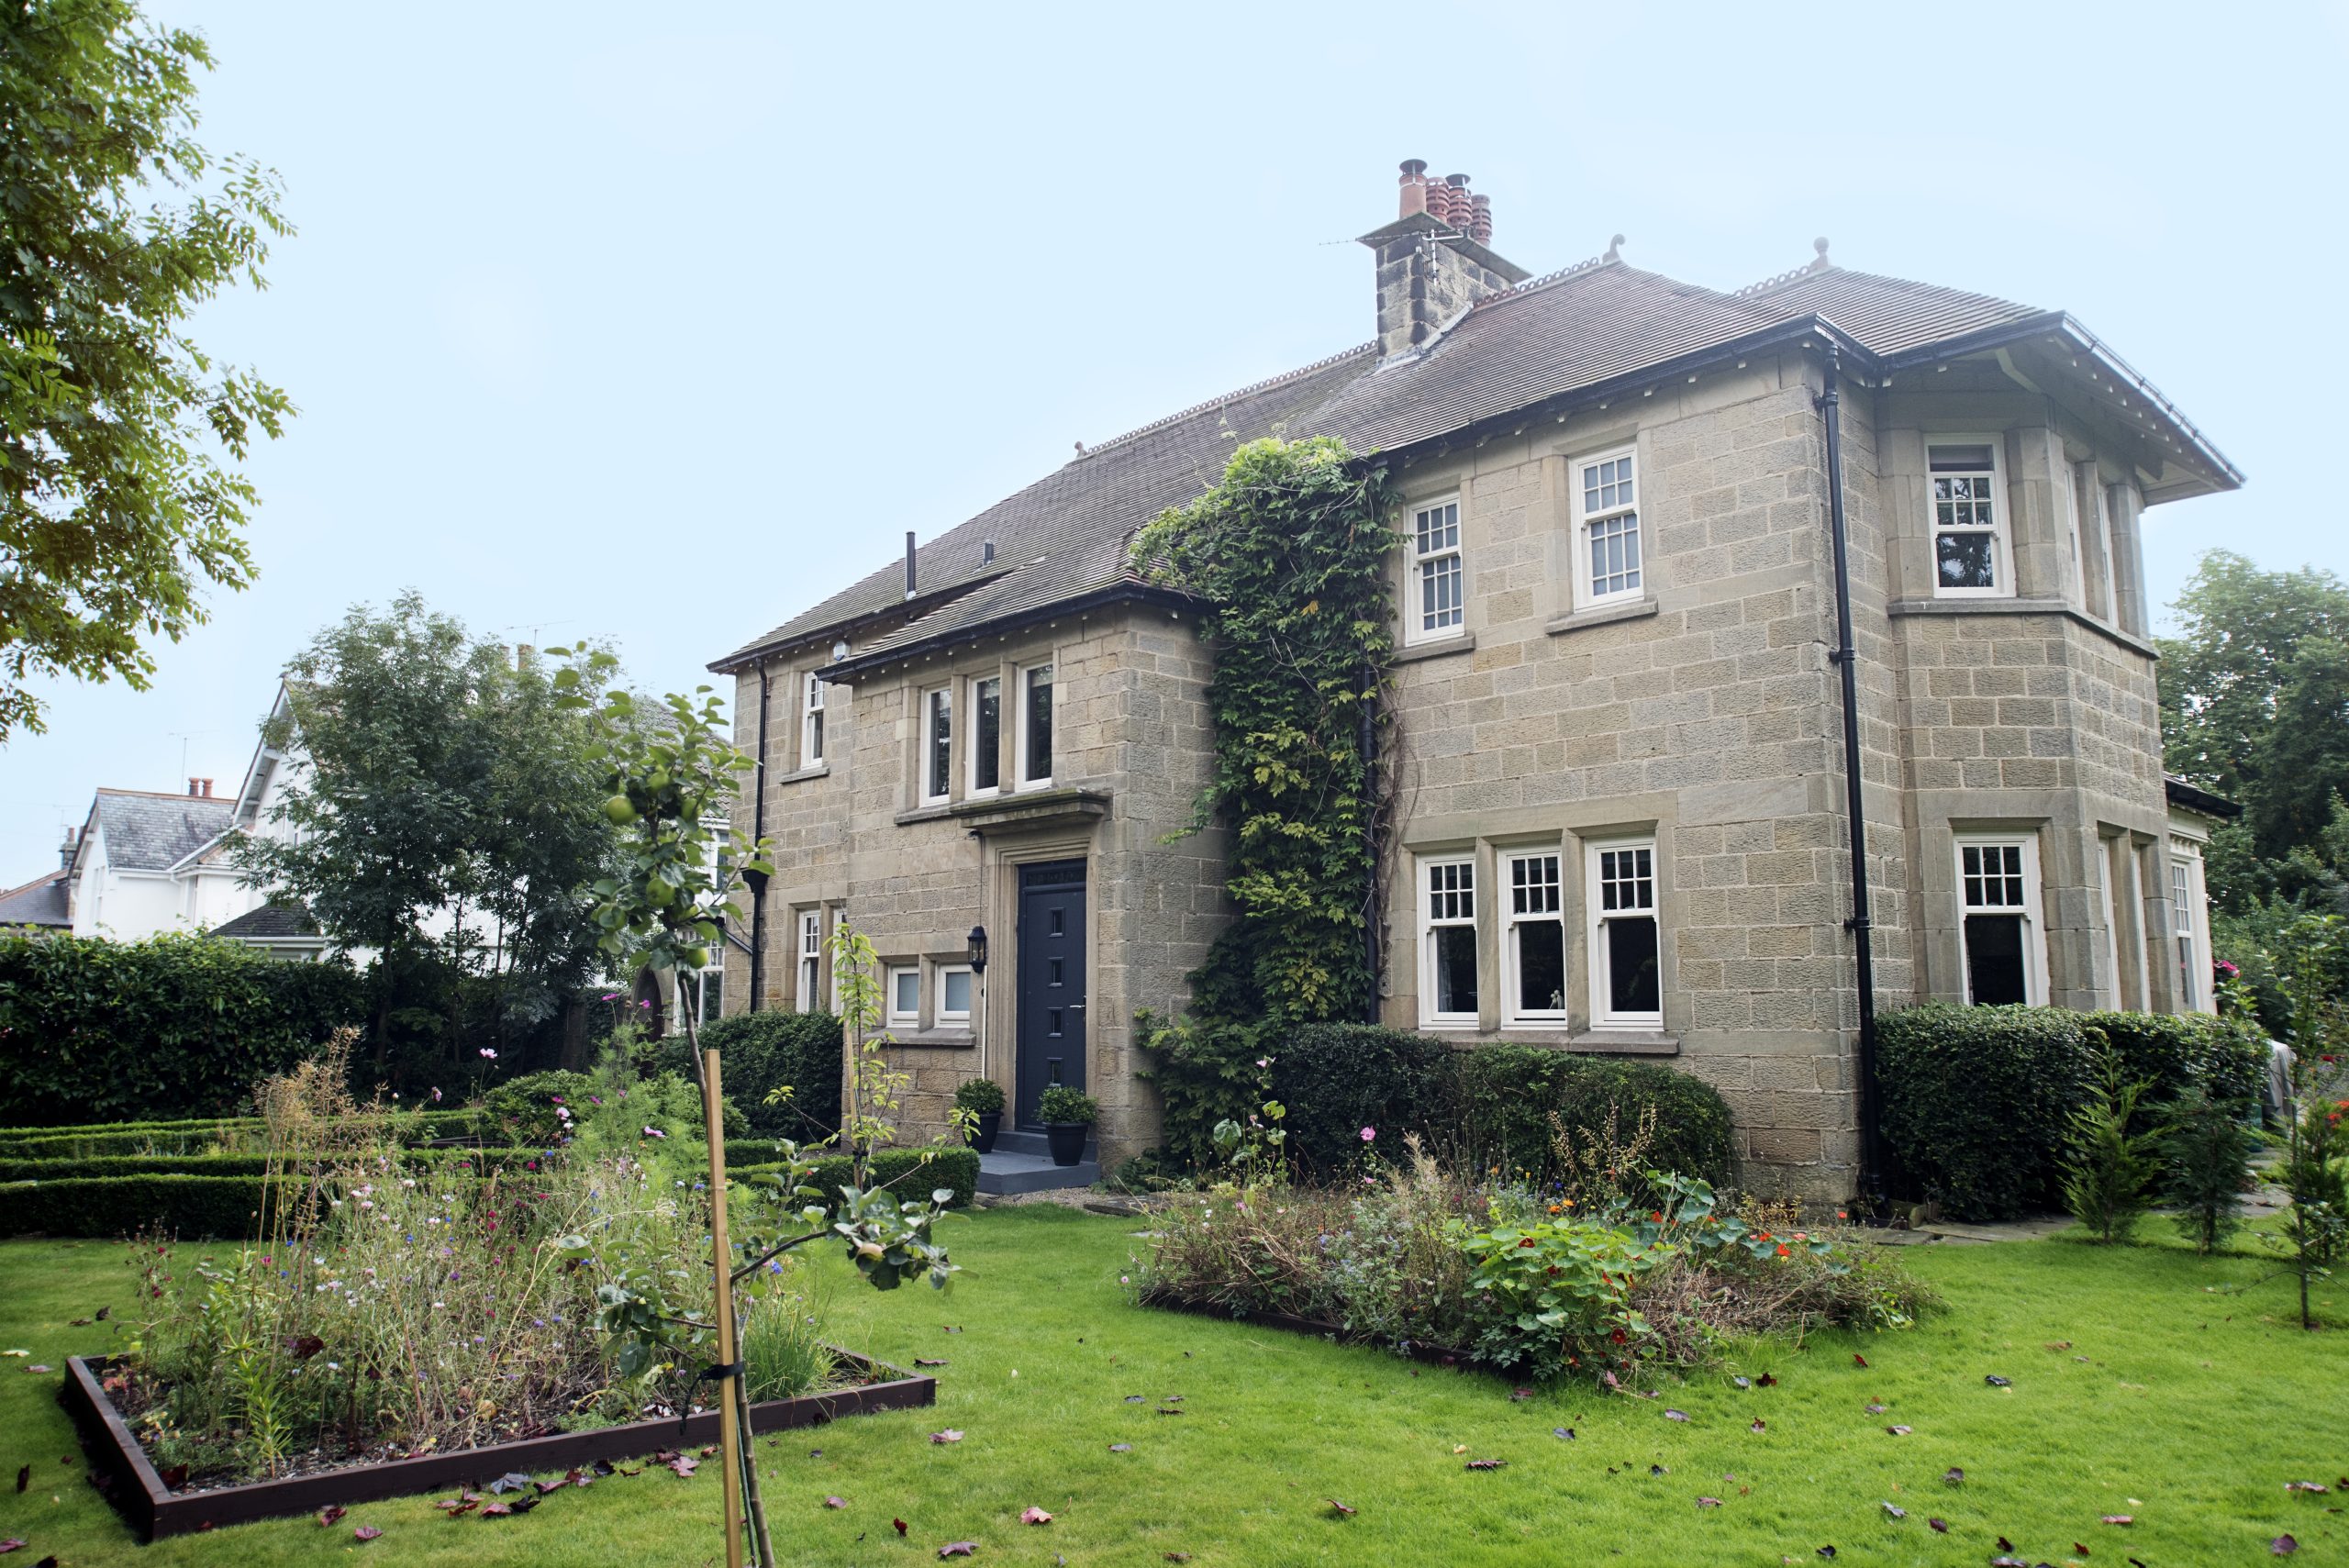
[60,1351,936,1542]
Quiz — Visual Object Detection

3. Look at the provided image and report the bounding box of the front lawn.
[1,1208,2339,1565]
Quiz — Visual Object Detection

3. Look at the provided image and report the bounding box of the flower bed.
[61,1349,933,1540]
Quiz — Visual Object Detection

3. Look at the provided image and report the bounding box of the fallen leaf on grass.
[1991,1557,2027,1567]
[1884,1426,1911,1436]
[1664,1409,1689,1422]
[1852,1353,1867,1368]
[353,1524,382,1541]
[915,1359,949,1368]
[1108,1444,1132,1453]
[592,1459,615,1477]
[1731,1375,1751,1389]
[2076,1543,2091,1556]
[699,1444,718,1458]
[1756,1373,1778,1386]
[668,1456,698,1478]
[2100,1515,2133,1525]
[1864,1399,1888,1415]
[1553,1428,1575,1441]
[2285,1482,2331,1494]
[930,1429,964,1444]
[22,1367,49,1375]
[1881,1503,1906,1519]
[1750,1419,1766,1433]
[1154,1407,1184,1417]
[893,1518,908,1536]
[941,1325,963,1333]
[1,1351,25,1358]
[2272,1537,2298,1557]
[1998,1536,2017,1551]
[1817,1548,1836,1559]
[1649,1464,1669,1477]
[1508,1387,1534,1403]
[534,1477,567,1495]
[1327,1499,1354,1518]
[824,1496,847,1509]
[1928,1518,1948,1532]
[13,1468,24,1495]
[1464,1459,1506,1471]
[2045,1340,2072,1351]
[66,1320,87,1329]
[1123,1395,1146,1403]
[1985,1374,2011,1387]
[1943,1468,1965,1485]
[1019,1507,1053,1525]
[0,1542,20,1555]
[488,1472,533,1494]
[434,1499,477,1517]
[317,1506,346,1527]
[1164,1555,1193,1562]
[95,1307,108,1322]
[1696,1496,1721,1508]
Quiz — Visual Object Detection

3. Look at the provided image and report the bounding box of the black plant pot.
[1045,1121,1089,1167]
[968,1110,1001,1154]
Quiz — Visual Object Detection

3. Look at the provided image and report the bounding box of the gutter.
[743,661,772,1011]
[824,578,1202,683]
[1815,344,1885,1208]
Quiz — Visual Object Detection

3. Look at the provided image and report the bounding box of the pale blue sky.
[6,1,2345,880]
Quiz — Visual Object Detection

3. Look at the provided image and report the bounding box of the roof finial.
[1809,236,1831,272]
[1604,233,1625,262]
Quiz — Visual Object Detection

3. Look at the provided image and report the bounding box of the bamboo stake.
[703,1048,745,1568]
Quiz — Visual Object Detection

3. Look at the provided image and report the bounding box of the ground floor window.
[796,909,823,1010]
[887,964,920,1028]
[1586,839,1660,1029]
[1957,834,2043,1006]
[937,962,974,1027]
[2170,840,2209,1013]
[1419,858,1478,1027]
[1505,851,1565,1023]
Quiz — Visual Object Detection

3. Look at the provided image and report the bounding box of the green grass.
[0,1210,2340,1565]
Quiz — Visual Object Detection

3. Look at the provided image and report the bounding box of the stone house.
[709,161,2238,1199]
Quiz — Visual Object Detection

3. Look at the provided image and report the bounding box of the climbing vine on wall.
[1130,435,1402,1031]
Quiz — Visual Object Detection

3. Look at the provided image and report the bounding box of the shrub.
[2082,1011,2267,1123]
[953,1078,1006,1116]
[737,1146,978,1212]
[3,1173,299,1239]
[1265,1024,1446,1176]
[1436,1047,1736,1195]
[680,1010,844,1140]
[0,1108,484,1162]
[2059,1055,2158,1244]
[1145,1020,1736,1194]
[2160,1085,2256,1253]
[1876,1005,2094,1221]
[480,1069,598,1145]
[0,932,365,1126]
[1038,1086,1098,1125]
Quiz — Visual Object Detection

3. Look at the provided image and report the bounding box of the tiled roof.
[87,790,235,871]
[210,902,321,940]
[0,870,68,928]
[716,252,2229,675]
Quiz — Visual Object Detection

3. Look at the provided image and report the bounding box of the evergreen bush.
[1876,1005,2092,1221]
[671,1009,844,1139]
[0,932,365,1126]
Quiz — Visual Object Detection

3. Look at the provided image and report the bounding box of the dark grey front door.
[1015,860,1086,1128]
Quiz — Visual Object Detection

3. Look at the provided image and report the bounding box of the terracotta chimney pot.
[1397,159,1430,218]
[1469,193,1493,245]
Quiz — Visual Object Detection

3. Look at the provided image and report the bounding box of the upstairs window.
[1419,858,1479,1027]
[1929,440,2009,597]
[1019,663,1054,787]
[801,671,826,766]
[1408,499,1464,643]
[1505,851,1566,1024]
[1957,835,2043,1005]
[1587,840,1661,1029]
[970,675,1002,795]
[922,687,952,804]
[1573,449,1642,606]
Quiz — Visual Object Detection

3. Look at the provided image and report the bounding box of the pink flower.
[479,1048,497,1060]
[1255,1058,1271,1069]
[643,1127,666,1140]
[1359,1126,1376,1142]
[430,1087,442,1103]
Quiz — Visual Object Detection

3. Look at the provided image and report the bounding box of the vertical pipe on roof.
[905,532,918,599]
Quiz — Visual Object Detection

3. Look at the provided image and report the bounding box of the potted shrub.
[955,1077,1006,1153]
[1037,1085,1098,1167]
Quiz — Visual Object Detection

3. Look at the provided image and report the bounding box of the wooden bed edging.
[61,1350,935,1542]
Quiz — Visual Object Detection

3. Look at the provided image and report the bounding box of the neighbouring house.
[0,833,74,932]
[60,782,246,940]
[708,161,2239,1200]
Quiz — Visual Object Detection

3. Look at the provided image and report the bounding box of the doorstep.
[976,1148,1099,1195]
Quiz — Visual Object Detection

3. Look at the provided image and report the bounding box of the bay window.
[1956,834,2044,1005]
[1929,439,2009,596]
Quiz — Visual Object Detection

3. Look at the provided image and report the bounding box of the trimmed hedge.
[670,1010,846,1140]
[0,932,367,1127]
[1145,1022,1738,1192]
[5,1147,979,1239]
[735,1146,979,1213]
[0,1145,575,1184]
[0,1109,485,1162]
[1877,1004,2267,1222]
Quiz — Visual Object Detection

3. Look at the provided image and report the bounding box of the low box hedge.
[0,1109,485,1162]
[1876,1004,2268,1222]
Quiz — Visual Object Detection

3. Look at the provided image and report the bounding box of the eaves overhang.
[707,566,1018,677]
[822,579,1202,684]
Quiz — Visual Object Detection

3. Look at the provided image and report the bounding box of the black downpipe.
[1361,673,1381,1025]
[745,662,773,1012]
[1817,347,1884,1206]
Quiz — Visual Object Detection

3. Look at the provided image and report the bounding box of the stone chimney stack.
[60,827,76,869]
[1358,160,1530,361]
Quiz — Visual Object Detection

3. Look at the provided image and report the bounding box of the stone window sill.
[1450,1029,1680,1056]
[886,1028,976,1050]
[774,763,830,785]
[1887,596,2156,658]
[1545,596,1660,638]
[1396,632,1475,664]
